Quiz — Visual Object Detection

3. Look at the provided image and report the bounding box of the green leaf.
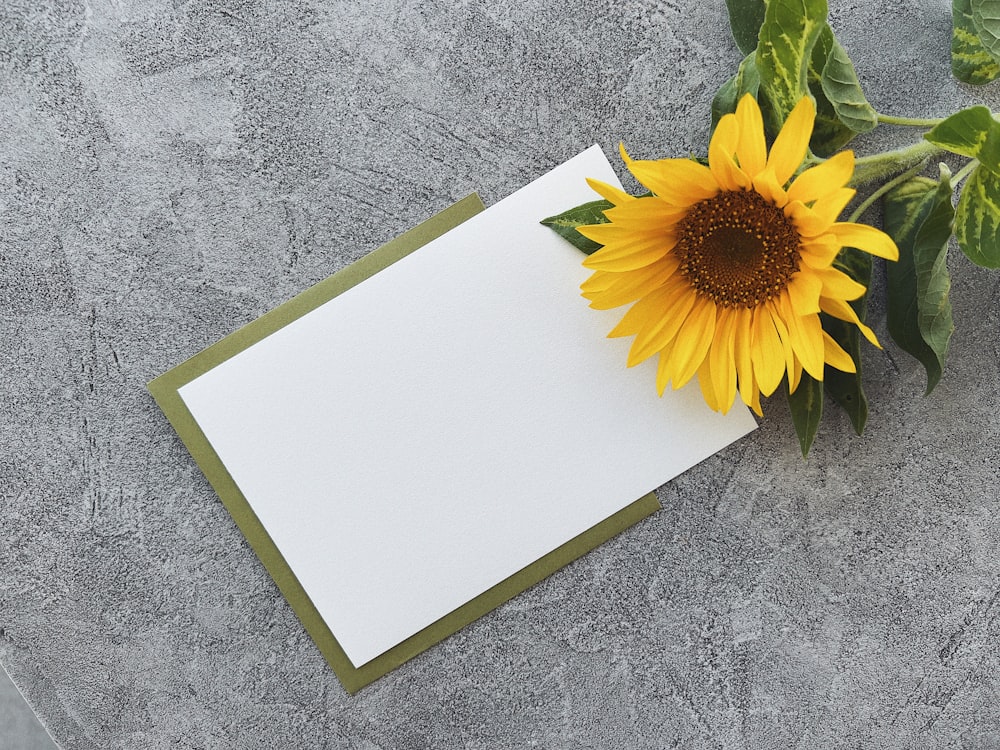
[823,314,867,434]
[724,0,767,56]
[786,374,823,457]
[924,106,1000,174]
[540,199,612,255]
[802,23,874,156]
[971,0,1000,61]
[711,52,762,129]
[756,0,829,126]
[823,246,873,434]
[819,32,877,133]
[807,24,856,156]
[885,167,957,393]
[953,0,1000,84]
[955,163,1000,267]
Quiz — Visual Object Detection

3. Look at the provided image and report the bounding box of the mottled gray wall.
[2,0,999,748]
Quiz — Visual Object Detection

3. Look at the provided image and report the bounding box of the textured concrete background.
[2,0,999,747]
[0,665,58,750]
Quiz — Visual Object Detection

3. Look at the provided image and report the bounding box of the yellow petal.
[625,276,697,365]
[697,358,723,412]
[607,285,674,338]
[745,375,764,417]
[732,308,756,408]
[766,96,815,185]
[580,226,677,271]
[656,351,672,396]
[785,188,856,238]
[735,94,767,178]
[664,297,717,389]
[708,115,750,192]
[787,356,803,393]
[814,266,867,302]
[828,222,900,261]
[779,294,825,380]
[707,306,738,413]
[584,254,680,310]
[811,187,856,223]
[786,270,823,315]
[787,188,857,236]
[620,145,719,207]
[798,234,841,270]
[752,167,788,208]
[586,177,634,207]
[580,270,616,298]
[786,150,855,204]
[822,331,857,373]
[604,197,688,229]
[751,306,786,396]
[820,296,881,347]
[768,303,798,384]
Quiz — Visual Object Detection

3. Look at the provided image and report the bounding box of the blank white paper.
[178,146,758,667]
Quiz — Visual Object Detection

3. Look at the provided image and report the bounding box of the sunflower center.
[674,189,801,308]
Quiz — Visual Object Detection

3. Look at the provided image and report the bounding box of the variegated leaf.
[955,164,1000,267]
[953,0,1000,84]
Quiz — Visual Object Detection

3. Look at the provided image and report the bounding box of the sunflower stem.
[951,159,979,187]
[849,141,941,187]
[875,113,945,128]
[848,162,929,224]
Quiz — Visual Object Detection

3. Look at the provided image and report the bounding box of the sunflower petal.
[787,356,803,393]
[580,270,616,298]
[786,151,855,204]
[732,308,756,408]
[823,330,857,372]
[664,297,717,389]
[584,255,681,310]
[708,115,750,191]
[779,295,825,380]
[586,177,634,207]
[620,145,719,207]
[798,234,841,270]
[697,358,723,412]
[820,296,881,347]
[626,276,698,365]
[751,306,786,396]
[735,94,767,178]
[811,187,856,224]
[607,286,674,338]
[768,304,798,385]
[786,270,823,315]
[603,197,688,229]
[580,227,677,271]
[752,168,788,208]
[745,375,764,417]
[828,222,900,261]
[814,266,867,302]
[655,351,671,396]
[788,188,857,236]
[766,96,816,185]
[707,307,738,413]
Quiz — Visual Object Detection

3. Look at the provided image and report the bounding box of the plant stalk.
[876,113,945,128]
[849,141,942,187]
[848,161,930,223]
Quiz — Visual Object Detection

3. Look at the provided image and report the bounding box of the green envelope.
[148,193,659,693]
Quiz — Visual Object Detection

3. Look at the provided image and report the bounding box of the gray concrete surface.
[0,665,59,750]
[2,0,999,747]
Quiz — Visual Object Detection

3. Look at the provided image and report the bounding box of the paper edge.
[146,187,663,693]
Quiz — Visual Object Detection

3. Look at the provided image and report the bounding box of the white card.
[178,146,757,667]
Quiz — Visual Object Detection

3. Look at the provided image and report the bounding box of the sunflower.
[577,94,899,416]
